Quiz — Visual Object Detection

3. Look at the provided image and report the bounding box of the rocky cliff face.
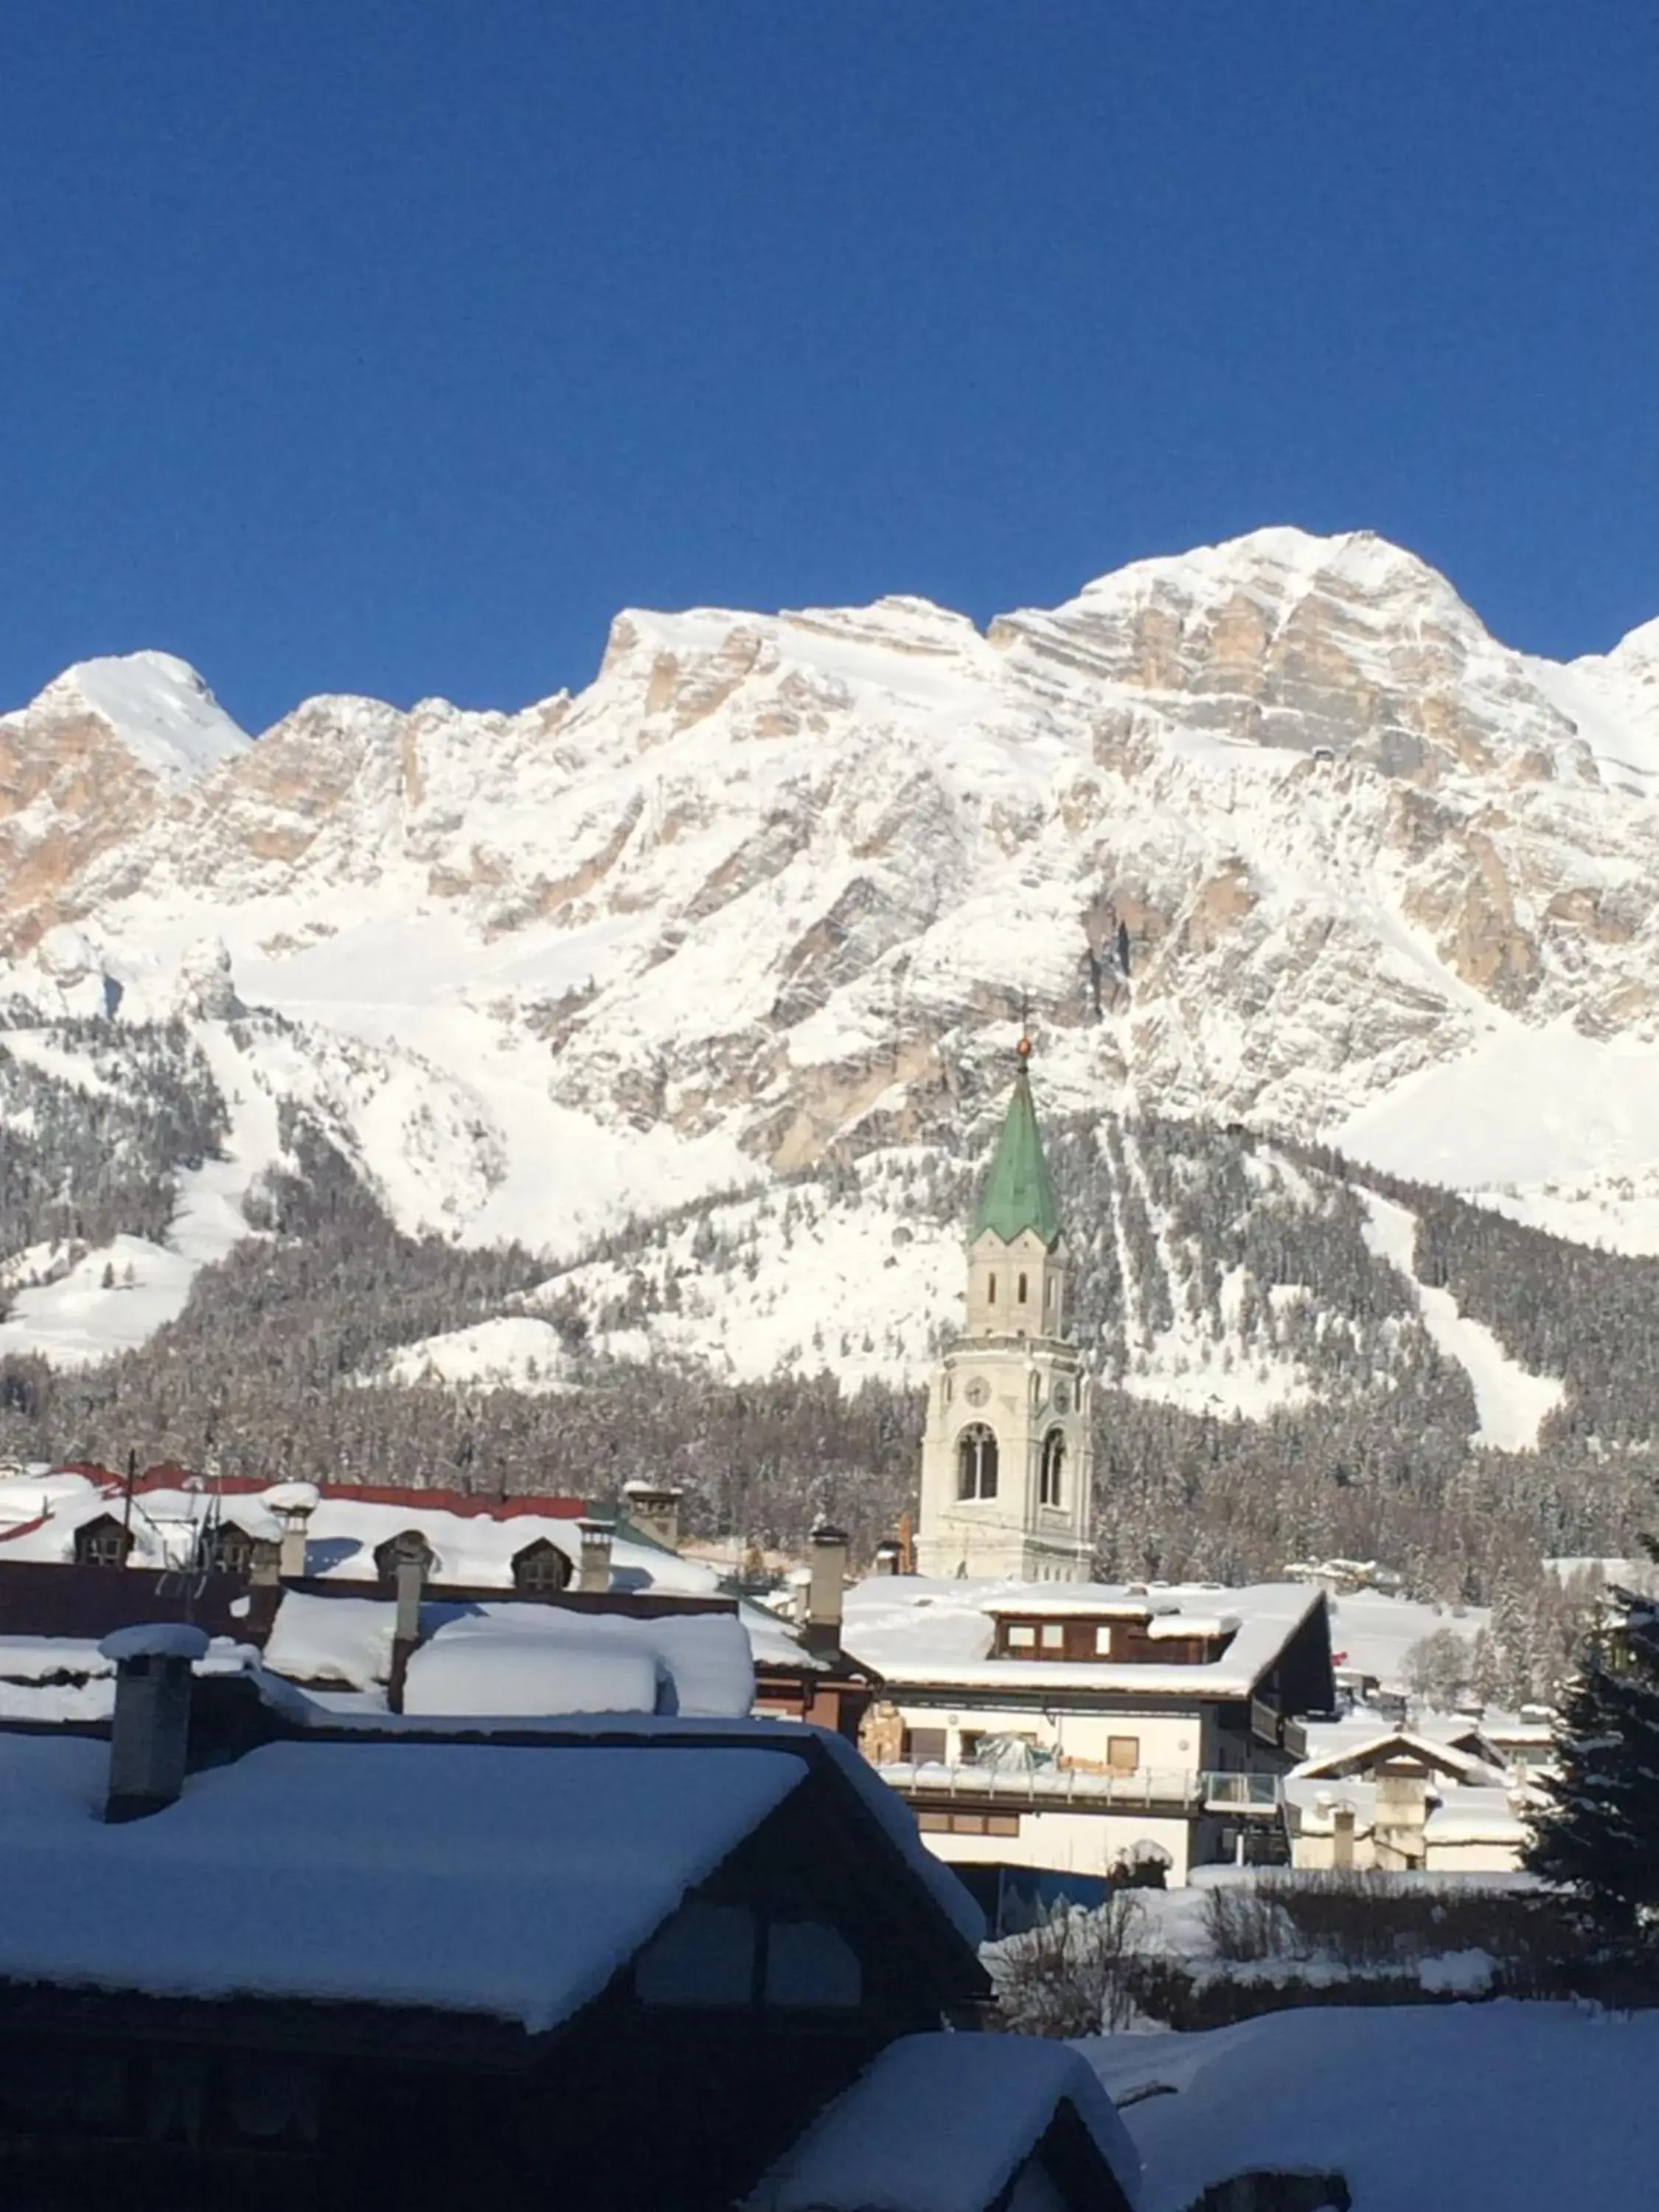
[6,529,1659,1266]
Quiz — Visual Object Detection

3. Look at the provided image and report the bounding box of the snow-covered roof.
[1089,1999,1659,2212]
[0,1632,257,1683]
[0,1732,796,2031]
[1422,1792,1532,1846]
[1283,1773,1537,1846]
[981,1589,1221,1620]
[99,1621,211,1665]
[0,1471,712,1594]
[749,2031,1140,2212]
[0,1469,822,1677]
[0,1717,981,2026]
[845,1576,1324,1700]
[263,1592,756,1717]
[413,1604,751,1719]
[0,1633,265,1725]
[1293,1727,1504,1787]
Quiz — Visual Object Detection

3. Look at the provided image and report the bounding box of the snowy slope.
[1357,1192,1565,1448]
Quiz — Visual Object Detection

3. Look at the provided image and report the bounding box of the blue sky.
[1,4,1655,732]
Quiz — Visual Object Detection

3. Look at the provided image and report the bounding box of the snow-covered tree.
[1402,1625,1473,1710]
[1524,1588,1659,1938]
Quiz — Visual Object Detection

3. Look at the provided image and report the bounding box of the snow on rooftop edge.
[750,2030,1140,2212]
[0,1715,983,2012]
[0,1733,805,2033]
[99,1622,211,1665]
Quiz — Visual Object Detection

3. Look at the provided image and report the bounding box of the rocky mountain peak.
[3,529,1658,1267]
[28,652,249,782]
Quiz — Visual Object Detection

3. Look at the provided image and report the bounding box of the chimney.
[1330,1799,1357,1871]
[1374,1767,1430,1868]
[622,1480,683,1554]
[260,1481,319,1580]
[100,1624,209,1822]
[578,1517,616,1595]
[872,1538,902,1577]
[386,1531,431,1714]
[802,1521,849,1658]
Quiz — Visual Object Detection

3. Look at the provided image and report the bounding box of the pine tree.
[1524,1588,1659,1938]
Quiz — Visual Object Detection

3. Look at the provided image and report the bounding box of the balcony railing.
[879,1761,1284,1815]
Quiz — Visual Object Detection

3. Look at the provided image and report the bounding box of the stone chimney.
[260,1481,319,1581]
[801,1521,849,1659]
[578,1517,616,1595]
[1329,1798,1357,1871]
[100,1624,209,1822]
[1374,1766,1430,1870]
[622,1480,683,1554]
[386,1531,431,1715]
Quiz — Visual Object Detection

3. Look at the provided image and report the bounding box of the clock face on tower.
[964,1377,990,1408]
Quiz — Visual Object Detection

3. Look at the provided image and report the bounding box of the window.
[1040,1623,1065,1650]
[765,1920,862,2008]
[956,1422,998,1500]
[1039,1427,1066,1509]
[74,1517,133,1570]
[1094,1625,1115,1657]
[634,1901,861,2009]
[512,1537,571,1595]
[987,1273,998,1304]
[635,1902,757,2006]
[1107,1735,1140,1773]
[1006,1623,1037,1649]
[1046,1275,1055,1311]
[902,1726,947,1763]
[916,1810,1020,1837]
[205,1523,258,1578]
[1017,1271,1028,1304]
[373,1531,436,1585]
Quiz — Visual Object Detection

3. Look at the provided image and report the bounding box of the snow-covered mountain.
[7,526,1659,1389]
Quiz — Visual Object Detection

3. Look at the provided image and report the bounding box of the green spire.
[973,1054,1062,1248]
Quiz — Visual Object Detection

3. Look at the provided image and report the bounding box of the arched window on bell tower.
[1039,1427,1065,1509]
[956,1423,998,1500]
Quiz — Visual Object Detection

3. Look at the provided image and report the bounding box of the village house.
[1282,1722,1543,1874]
[0,1464,874,1735]
[848,1574,1332,1892]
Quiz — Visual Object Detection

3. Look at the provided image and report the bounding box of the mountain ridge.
[5,524,1659,1405]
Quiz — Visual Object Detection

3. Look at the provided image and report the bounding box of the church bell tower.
[915,1042,1094,1582]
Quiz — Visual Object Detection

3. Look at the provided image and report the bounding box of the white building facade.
[849,1580,1335,1888]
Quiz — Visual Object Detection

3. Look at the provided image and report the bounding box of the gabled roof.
[0,1717,983,2033]
[1292,1727,1504,1787]
[973,1067,1062,1248]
